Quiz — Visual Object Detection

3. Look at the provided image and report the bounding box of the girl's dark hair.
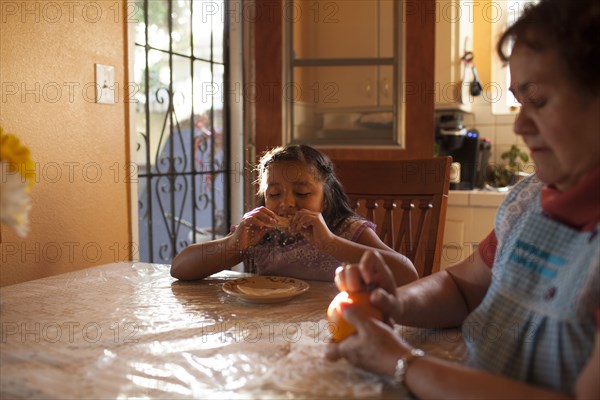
[256,144,357,231]
[496,0,600,96]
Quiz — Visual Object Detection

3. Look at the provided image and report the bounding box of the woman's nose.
[513,106,536,137]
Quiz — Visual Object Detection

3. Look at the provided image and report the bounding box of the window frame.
[490,0,538,115]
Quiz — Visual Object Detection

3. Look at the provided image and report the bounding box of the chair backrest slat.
[395,199,413,255]
[333,157,451,277]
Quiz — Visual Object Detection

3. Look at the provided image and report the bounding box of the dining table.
[0,262,466,399]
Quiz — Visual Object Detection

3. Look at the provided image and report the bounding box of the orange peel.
[326,291,383,342]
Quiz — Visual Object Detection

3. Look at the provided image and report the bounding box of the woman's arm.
[327,300,594,400]
[336,250,492,328]
[170,235,245,280]
[575,330,600,399]
[406,354,571,400]
[391,250,493,327]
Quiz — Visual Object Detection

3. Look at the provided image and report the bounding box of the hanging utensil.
[461,51,483,98]
[470,64,483,97]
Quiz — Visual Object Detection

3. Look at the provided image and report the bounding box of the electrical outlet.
[95,64,115,104]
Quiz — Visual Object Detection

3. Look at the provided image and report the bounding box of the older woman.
[326,0,600,398]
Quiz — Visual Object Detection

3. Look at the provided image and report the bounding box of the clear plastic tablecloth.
[0,263,465,399]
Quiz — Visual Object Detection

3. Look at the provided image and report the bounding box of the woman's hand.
[335,251,397,293]
[233,207,280,250]
[334,251,402,322]
[325,302,410,378]
[289,209,335,250]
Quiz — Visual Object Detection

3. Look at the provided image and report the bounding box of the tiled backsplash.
[470,96,528,168]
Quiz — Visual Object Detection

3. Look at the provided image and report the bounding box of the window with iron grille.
[134,0,230,262]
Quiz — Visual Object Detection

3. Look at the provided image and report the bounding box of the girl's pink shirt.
[243,217,375,282]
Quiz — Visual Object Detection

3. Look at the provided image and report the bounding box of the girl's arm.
[171,206,281,280]
[291,209,418,285]
[326,228,419,286]
[170,235,245,280]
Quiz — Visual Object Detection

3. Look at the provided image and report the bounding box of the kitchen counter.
[447,189,509,208]
[441,189,509,269]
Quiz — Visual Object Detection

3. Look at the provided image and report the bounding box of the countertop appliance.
[436,112,491,190]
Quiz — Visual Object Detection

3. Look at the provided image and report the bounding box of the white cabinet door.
[434,0,474,112]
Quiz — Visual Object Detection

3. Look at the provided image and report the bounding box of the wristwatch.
[394,348,425,387]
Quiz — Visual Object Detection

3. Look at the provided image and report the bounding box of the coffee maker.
[435,112,491,190]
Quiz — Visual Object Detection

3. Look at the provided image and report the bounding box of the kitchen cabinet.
[254,0,435,161]
[292,1,393,108]
[440,190,508,269]
[435,0,474,112]
[285,0,400,145]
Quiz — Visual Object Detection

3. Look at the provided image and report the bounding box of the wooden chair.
[333,157,452,277]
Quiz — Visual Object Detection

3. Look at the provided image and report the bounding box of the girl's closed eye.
[267,192,281,198]
[295,192,311,197]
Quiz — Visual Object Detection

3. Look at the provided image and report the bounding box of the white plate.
[222,276,310,304]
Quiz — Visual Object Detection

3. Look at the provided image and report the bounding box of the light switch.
[95,64,115,104]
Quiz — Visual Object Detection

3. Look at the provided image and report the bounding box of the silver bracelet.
[394,348,425,388]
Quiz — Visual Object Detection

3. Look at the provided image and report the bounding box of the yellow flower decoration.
[0,127,35,190]
[1,127,35,237]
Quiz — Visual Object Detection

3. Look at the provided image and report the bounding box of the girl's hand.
[325,302,410,378]
[234,207,280,250]
[289,209,335,250]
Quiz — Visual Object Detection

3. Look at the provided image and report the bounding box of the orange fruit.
[326,291,383,342]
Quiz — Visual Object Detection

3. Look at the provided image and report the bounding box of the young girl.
[171,145,418,284]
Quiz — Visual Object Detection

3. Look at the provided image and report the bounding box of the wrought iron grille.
[134,0,229,262]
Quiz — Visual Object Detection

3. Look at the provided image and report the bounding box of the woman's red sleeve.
[478,230,497,268]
